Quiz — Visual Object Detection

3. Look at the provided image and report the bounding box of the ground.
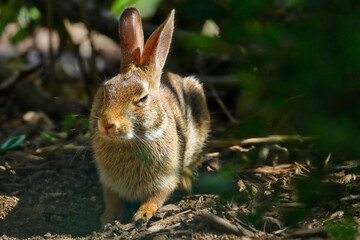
[0,113,359,240]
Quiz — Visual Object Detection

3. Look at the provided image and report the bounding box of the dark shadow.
[0,151,103,238]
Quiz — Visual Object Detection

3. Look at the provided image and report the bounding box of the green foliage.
[174,0,360,230]
[0,1,41,43]
[197,162,237,199]
[0,135,26,154]
[63,115,89,133]
[177,0,360,157]
[325,217,356,240]
[110,0,162,18]
[178,32,230,53]
[80,117,89,133]
[295,174,344,207]
[11,6,41,43]
[40,131,58,142]
[63,115,76,132]
[280,205,307,226]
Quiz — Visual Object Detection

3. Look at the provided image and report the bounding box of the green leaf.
[178,32,230,53]
[10,26,29,44]
[325,217,356,240]
[110,0,137,18]
[63,115,76,132]
[0,135,26,154]
[110,0,162,18]
[17,6,31,28]
[29,7,41,21]
[41,131,58,142]
[62,115,89,133]
[80,117,89,133]
[132,0,162,18]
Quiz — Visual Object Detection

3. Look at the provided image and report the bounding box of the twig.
[273,227,288,235]
[46,0,55,91]
[79,0,97,99]
[149,209,192,228]
[240,135,312,145]
[209,135,313,148]
[234,217,257,234]
[13,161,53,170]
[334,160,360,170]
[324,152,331,165]
[340,194,360,203]
[290,228,327,238]
[196,66,239,124]
[251,164,295,175]
[174,209,192,217]
[295,162,311,173]
[62,21,93,98]
[200,212,241,235]
[4,151,47,164]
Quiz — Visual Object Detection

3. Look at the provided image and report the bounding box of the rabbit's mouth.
[97,118,134,140]
[97,131,135,141]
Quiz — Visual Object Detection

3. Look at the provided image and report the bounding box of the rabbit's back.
[160,72,210,169]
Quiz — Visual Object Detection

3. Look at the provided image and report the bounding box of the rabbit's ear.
[140,10,174,73]
[119,7,144,71]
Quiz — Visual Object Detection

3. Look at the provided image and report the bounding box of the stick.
[290,228,327,238]
[201,213,241,235]
[209,135,313,148]
[79,0,97,99]
[340,194,360,202]
[46,0,55,91]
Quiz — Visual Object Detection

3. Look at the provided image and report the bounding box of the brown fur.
[90,7,210,225]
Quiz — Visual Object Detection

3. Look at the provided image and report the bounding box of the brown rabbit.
[90,7,210,225]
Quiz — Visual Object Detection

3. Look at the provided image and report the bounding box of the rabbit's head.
[91,7,174,141]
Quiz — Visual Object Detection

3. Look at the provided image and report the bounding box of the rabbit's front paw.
[133,203,158,225]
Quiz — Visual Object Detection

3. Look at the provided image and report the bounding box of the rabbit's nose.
[104,124,115,135]
[98,121,116,136]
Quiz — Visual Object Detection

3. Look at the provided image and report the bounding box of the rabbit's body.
[90,7,209,225]
[92,71,208,200]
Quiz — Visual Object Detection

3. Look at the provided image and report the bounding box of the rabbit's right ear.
[119,7,144,71]
[140,10,175,74]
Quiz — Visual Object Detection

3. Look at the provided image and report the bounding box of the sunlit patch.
[121,132,134,140]
[0,196,19,220]
[144,127,165,141]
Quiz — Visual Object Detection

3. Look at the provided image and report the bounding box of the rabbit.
[90,6,210,225]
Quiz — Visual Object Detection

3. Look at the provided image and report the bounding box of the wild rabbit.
[90,7,210,225]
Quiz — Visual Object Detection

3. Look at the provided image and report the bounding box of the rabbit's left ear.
[140,10,175,72]
[119,7,144,71]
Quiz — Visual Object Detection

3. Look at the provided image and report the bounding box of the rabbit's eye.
[137,94,148,104]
